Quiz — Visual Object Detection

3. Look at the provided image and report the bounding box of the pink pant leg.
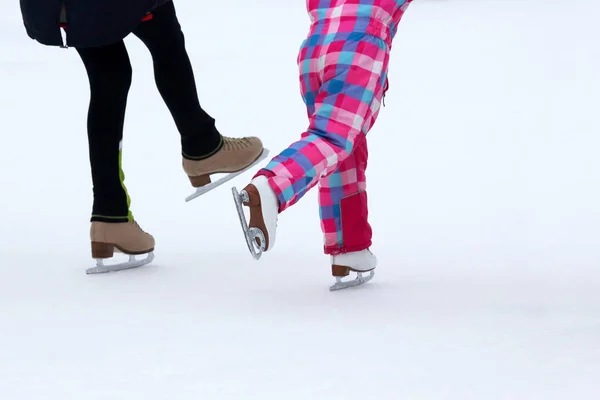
[319,133,372,255]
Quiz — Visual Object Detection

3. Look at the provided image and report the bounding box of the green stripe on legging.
[119,142,133,222]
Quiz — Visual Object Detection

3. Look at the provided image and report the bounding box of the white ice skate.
[86,252,155,274]
[185,148,270,202]
[329,249,377,291]
[232,175,279,260]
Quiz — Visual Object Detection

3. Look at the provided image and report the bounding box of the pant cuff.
[91,215,130,223]
[182,133,223,160]
[324,240,372,256]
[253,169,287,213]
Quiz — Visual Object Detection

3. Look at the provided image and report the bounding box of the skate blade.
[86,252,155,274]
[232,186,266,260]
[329,271,375,291]
[185,148,270,202]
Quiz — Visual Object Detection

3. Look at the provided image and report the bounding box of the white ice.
[1,0,599,398]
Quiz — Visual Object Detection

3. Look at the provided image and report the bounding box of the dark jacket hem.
[20,0,173,48]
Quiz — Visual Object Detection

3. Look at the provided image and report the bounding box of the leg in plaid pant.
[255,32,390,255]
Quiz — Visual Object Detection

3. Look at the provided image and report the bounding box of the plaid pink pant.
[255,32,390,255]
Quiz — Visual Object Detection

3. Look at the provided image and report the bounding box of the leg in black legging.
[133,1,222,159]
[76,41,133,223]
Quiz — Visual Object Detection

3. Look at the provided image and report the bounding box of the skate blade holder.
[232,187,266,260]
[185,148,270,202]
[329,269,375,291]
[86,252,155,274]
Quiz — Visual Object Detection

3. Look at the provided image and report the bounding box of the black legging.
[76,1,221,222]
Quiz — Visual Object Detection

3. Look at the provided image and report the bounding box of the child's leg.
[255,34,389,213]
[319,59,388,255]
[319,132,372,255]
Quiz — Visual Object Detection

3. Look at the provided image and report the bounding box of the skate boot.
[232,175,279,260]
[183,135,270,201]
[329,249,377,291]
[86,221,155,274]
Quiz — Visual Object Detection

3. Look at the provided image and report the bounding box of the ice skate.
[329,249,377,291]
[86,221,155,274]
[183,136,269,201]
[232,175,279,260]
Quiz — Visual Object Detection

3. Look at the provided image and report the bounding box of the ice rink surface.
[1,1,599,398]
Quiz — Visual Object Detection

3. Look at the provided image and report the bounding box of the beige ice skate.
[183,136,270,202]
[86,221,155,274]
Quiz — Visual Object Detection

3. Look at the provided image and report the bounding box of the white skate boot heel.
[329,249,377,291]
[232,176,279,260]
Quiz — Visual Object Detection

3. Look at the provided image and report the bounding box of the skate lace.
[130,220,145,233]
[223,136,252,151]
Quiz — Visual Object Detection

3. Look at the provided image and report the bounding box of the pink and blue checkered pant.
[255,32,390,255]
